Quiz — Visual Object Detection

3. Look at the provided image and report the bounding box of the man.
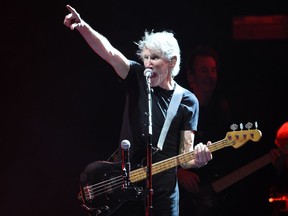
[64,5,212,216]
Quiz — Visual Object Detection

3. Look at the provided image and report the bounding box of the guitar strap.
[157,82,184,150]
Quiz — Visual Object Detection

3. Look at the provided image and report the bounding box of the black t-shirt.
[119,60,199,196]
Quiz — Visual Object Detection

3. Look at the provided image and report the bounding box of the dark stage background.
[3,1,288,216]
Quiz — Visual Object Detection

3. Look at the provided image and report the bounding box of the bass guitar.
[78,128,262,216]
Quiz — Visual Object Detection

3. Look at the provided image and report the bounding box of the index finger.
[66,4,77,15]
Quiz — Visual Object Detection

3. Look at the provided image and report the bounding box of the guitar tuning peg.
[230,123,238,131]
[255,121,258,129]
[240,123,243,130]
[245,122,253,130]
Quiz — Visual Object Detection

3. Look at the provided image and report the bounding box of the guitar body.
[78,161,144,216]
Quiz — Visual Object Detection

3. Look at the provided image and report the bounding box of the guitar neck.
[212,153,271,193]
[130,138,232,183]
[129,129,261,183]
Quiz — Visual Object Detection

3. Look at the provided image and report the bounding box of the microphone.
[121,139,131,188]
[143,68,154,78]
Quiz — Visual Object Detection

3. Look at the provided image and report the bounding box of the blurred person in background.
[177,45,234,216]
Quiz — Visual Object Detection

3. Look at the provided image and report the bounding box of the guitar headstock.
[225,122,262,149]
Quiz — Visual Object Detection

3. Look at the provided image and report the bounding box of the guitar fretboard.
[129,129,262,183]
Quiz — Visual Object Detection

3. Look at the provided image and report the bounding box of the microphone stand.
[145,75,153,216]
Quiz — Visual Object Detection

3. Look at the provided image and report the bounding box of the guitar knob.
[255,121,258,129]
[240,123,243,130]
[230,124,238,131]
[245,122,253,130]
[103,206,110,211]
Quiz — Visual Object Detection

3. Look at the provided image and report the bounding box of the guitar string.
[84,175,123,198]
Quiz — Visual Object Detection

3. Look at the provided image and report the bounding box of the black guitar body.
[78,160,144,216]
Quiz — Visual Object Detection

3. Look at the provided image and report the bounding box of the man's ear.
[170,56,177,67]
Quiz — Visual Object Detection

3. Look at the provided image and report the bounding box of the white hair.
[135,30,181,78]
